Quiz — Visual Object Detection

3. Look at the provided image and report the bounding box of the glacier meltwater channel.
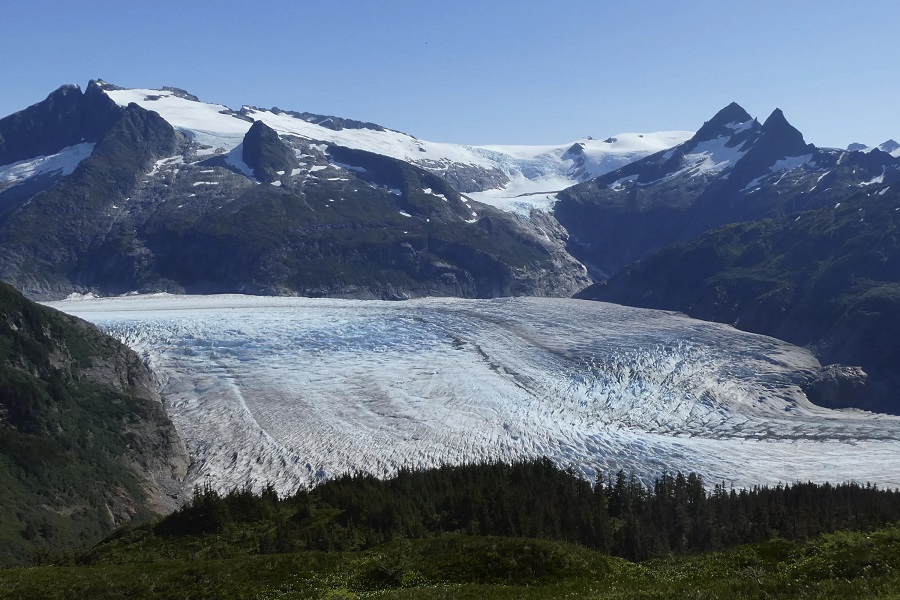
[49,294,900,495]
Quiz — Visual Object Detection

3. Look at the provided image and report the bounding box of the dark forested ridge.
[4,461,900,598]
[578,183,900,413]
[82,460,900,566]
[0,280,187,566]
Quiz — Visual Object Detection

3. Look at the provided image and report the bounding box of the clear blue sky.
[2,0,897,148]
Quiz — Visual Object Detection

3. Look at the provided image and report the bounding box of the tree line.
[160,459,900,561]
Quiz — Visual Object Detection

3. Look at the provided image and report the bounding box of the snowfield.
[49,294,900,496]
[0,143,95,185]
[101,86,691,213]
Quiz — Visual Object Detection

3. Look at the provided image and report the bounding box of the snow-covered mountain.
[0,81,596,299]
[847,139,900,157]
[554,102,900,278]
[556,102,900,413]
[49,293,900,495]
[92,82,690,214]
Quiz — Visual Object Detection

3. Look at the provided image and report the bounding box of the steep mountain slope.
[0,81,590,299]
[578,184,900,413]
[0,82,119,168]
[555,103,900,277]
[0,280,187,565]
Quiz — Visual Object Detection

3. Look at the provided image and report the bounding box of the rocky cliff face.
[0,81,121,167]
[241,120,296,183]
[0,280,188,564]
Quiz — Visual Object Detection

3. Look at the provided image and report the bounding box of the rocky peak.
[758,108,808,153]
[161,86,200,102]
[241,120,296,183]
[725,108,812,186]
[564,142,586,157]
[88,79,123,92]
[879,139,900,154]
[48,83,83,101]
[0,82,121,166]
[692,102,754,143]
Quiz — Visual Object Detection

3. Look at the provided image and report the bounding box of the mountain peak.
[241,120,296,183]
[46,83,83,102]
[0,81,121,167]
[879,139,900,154]
[55,83,82,93]
[762,107,786,126]
[692,102,754,143]
[161,86,200,102]
[717,101,753,123]
[759,107,807,149]
[711,106,811,190]
[88,79,123,93]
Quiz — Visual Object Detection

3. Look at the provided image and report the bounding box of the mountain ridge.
[0,280,188,564]
[577,182,900,413]
[0,81,596,300]
[554,102,900,277]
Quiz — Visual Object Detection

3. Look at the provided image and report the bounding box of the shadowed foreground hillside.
[0,280,187,565]
[3,460,900,598]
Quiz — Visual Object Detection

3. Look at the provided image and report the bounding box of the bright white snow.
[105,88,249,155]
[101,85,691,215]
[741,154,815,191]
[771,154,814,173]
[860,168,886,186]
[0,143,95,184]
[680,136,749,178]
[47,294,900,496]
[467,132,692,214]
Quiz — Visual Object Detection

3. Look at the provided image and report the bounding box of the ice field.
[50,294,900,495]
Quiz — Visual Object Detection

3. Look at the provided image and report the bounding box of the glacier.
[48,294,900,496]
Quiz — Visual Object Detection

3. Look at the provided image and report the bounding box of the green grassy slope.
[2,527,899,599]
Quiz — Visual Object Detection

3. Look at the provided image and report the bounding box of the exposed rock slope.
[0,82,589,299]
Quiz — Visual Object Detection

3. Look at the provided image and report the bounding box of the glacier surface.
[48,294,900,496]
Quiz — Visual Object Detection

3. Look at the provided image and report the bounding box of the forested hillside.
[5,460,899,598]
[83,460,900,564]
[0,280,187,565]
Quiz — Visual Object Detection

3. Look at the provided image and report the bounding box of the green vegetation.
[2,458,900,598]
[74,460,900,568]
[0,280,184,565]
[2,528,896,599]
